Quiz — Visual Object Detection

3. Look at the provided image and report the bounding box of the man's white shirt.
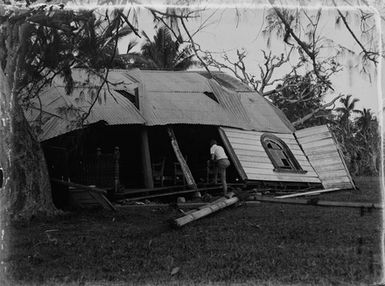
[210,144,228,160]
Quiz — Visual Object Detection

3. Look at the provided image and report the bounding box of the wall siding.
[295,125,355,190]
[222,128,321,184]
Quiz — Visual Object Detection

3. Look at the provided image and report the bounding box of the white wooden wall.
[295,125,355,190]
[222,128,321,183]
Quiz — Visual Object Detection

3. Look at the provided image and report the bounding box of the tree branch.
[292,94,342,127]
[334,5,378,65]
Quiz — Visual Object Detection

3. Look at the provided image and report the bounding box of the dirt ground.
[0,176,383,285]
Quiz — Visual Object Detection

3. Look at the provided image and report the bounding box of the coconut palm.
[334,95,361,132]
[355,108,375,133]
[137,26,195,70]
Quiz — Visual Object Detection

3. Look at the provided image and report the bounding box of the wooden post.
[140,128,154,189]
[96,147,101,186]
[114,146,120,194]
[167,127,199,197]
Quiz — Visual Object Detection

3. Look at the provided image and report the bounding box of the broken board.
[295,125,356,190]
[51,179,116,211]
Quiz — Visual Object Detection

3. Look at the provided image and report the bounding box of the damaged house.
[24,69,355,208]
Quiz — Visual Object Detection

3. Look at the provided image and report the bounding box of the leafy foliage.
[134,26,196,70]
[331,96,380,176]
[269,71,334,129]
[1,7,136,103]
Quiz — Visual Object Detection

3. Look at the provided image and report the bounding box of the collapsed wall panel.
[295,125,355,190]
[221,127,320,184]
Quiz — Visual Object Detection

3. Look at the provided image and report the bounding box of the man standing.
[210,139,231,196]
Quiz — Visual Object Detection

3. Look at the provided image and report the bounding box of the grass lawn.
[1,177,383,285]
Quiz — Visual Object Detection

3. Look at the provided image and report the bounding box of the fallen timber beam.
[116,202,209,209]
[275,187,342,199]
[114,185,190,198]
[178,197,227,216]
[116,183,245,200]
[172,196,239,228]
[252,196,382,209]
[51,178,107,194]
[119,186,224,202]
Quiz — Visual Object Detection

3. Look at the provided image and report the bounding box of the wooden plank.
[167,127,197,189]
[140,128,154,189]
[115,185,190,198]
[275,137,299,145]
[272,133,297,140]
[232,149,268,157]
[68,188,116,211]
[321,176,352,185]
[227,134,298,146]
[237,156,313,173]
[241,161,274,170]
[231,142,260,151]
[225,135,261,144]
[240,162,318,176]
[300,138,336,149]
[253,196,382,209]
[88,191,116,211]
[244,169,319,180]
[230,142,306,157]
[246,172,321,183]
[309,163,345,172]
[227,129,298,142]
[275,187,341,198]
[219,127,248,180]
[233,148,308,163]
[124,186,223,202]
[295,125,329,137]
[237,154,272,164]
[317,170,349,179]
[303,152,340,160]
[307,159,345,169]
[304,145,339,156]
[329,130,356,190]
[297,131,332,144]
[322,182,354,189]
[51,179,107,194]
[223,128,261,137]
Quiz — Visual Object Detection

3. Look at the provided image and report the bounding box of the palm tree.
[137,26,195,70]
[335,95,361,132]
[355,108,374,132]
[354,108,380,175]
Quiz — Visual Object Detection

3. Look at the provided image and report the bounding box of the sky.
[117,5,382,116]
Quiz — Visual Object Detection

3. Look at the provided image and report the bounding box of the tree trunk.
[0,19,58,221]
[0,68,58,221]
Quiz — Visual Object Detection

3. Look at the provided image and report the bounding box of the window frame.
[260,134,307,174]
[115,87,140,110]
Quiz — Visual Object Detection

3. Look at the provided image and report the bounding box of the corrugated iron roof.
[25,84,145,141]
[199,71,253,92]
[25,68,295,141]
[136,70,212,92]
[132,70,293,133]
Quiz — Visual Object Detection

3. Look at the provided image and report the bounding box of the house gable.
[220,127,321,184]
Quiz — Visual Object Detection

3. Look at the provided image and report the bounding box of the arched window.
[261,134,305,173]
